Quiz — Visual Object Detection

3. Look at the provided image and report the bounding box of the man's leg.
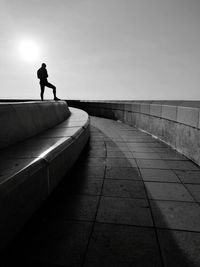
[45,82,60,100]
[40,83,45,101]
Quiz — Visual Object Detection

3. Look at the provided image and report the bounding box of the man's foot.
[54,97,60,101]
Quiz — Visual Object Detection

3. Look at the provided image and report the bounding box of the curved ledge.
[0,106,89,252]
[0,101,70,149]
[68,100,200,166]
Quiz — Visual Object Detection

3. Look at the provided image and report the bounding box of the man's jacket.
[37,68,48,80]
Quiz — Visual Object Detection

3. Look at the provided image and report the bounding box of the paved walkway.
[2,116,200,267]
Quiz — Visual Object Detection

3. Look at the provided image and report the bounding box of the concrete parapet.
[0,103,89,252]
[140,103,150,115]
[177,106,199,128]
[0,101,70,149]
[162,105,177,121]
[68,100,200,166]
[150,104,162,117]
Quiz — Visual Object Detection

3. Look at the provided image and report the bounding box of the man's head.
[41,63,46,68]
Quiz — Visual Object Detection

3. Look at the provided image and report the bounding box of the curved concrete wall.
[68,100,200,166]
[0,101,70,149]
[0,105,89,252]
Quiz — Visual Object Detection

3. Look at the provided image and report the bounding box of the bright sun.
[18,40,40,62]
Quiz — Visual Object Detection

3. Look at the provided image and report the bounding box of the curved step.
[0,101,70,149]
[0,106,90,252]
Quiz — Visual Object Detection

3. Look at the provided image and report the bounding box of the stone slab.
[106,158,137,167]
[85,223,162,267]
[106,150,133,158]
[102,180,147,199]
[165,160,199,170]
[184,184,200,202]
[140,169,180,183]
[74,165,106,179]
[150,200,200,231]
[43,194,99,222]
[157,229,200,267]
[136,159,170,169]
[105,166,141,180]
[97,196,153,226]
[4,220,93,267]
[132,152,161,159]
[145,182,194,201]
[174,170,200,184]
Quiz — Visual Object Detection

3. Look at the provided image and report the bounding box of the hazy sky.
[1,0,200,100]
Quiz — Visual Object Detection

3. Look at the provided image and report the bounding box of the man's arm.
[45,69,48,78]
[37,70,40,79]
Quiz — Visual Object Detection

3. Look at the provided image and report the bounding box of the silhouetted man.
[37,63,60,101]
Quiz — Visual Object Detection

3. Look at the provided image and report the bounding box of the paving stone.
[132,152,161,159]
[106,146,130,152]
[74,165,105,179]
[89,141,105,147]
[129,147,155,153]
[184,184,200,202]
[44,195,99,221]
[157,229,200,267]
[174,170,200,184]
[125,138,150,143]
[150,200,200,231]
[105,166,141,180]
[145,182,194,201]
[113,141,130,147]
[97,197,153,226]
[129,142,166,148]
[106,158,137,167]
[165,160,200,170]
[152,148,174,153]
[126,142,150,148]
[140,169,180,183]
[147,142,168,148]
[102,180,147,199]
[83,157,106,166]
[106,150,133,158]
[70,178,103,196]
[89,136,105,141]
[106,145,130,152]
[4,220,92,267]
[136,159,170,169]
[90,137,105,142]
[84,223,162,267]
[88,149,106,158]
[128,138,155,143]
[88,131,104,136]
[158,153,187,160]
[105,141,124,148]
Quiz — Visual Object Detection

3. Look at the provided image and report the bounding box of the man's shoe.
[54,97,60,101]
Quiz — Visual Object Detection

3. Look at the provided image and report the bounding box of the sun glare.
[18,40,40,62]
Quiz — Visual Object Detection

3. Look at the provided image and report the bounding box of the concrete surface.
[2,116,200,267]
[68,100,200,166]
[0,101,70,149]
[0,107,89,252]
